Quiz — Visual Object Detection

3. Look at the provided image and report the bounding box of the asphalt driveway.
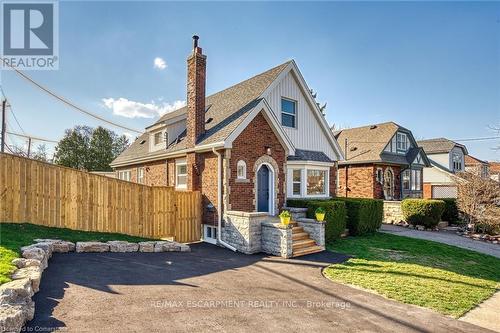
[27,243,491,333]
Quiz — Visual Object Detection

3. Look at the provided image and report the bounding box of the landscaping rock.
[107,241,139,252]
[76,242,110,253]
[154,241,182,252]
[179,244,191,252]
[138,242,155,252]
[34,239,76,253]
[0,278,33,305]
[0,300,35,333]
[11,258,41,269]
[416,225,425,231]
[20,247,47,270]
[11,267,42,293]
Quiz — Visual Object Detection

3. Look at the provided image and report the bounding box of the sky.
[2,1,500,161]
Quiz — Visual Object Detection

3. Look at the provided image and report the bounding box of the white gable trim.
[224,99,295,155]
[261,60,344,161]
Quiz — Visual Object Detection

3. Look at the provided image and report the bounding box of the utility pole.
[27,137,32,158]
[1,99,6,153]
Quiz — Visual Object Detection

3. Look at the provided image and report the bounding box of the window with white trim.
[237,160,247,179]
[118,170,131,182]
[137,167,145,184]
[154,131,164,145]
[376,168,383,183]
[452,153,462,171]
[176,159,187,189]
[402,170,410,190]
[292,169,302,196]
[396,132,408,152]
[307,169,326,195]
[281,98,297,128]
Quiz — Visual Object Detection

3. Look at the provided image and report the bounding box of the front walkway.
[380,224,500,258]
[460,291,500,332]
[27,243,488,332]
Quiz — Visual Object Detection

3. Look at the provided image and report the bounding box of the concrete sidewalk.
[380,224,500,258]
[460,291,500,332]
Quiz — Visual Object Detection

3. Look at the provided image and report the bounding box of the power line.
[1,60,143,134]
[6,130,58,144]
[451,136,500,142]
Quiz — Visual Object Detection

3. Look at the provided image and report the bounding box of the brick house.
[417,138,468,199]
[334,122,430,200]
[110,36,343,249]
[465,155,490,179]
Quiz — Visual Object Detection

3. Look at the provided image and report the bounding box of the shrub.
[306,201,347,242]
[287,199,325,208]
[332,198,383,235]
[401,199,446,228]
[441,198,459,223]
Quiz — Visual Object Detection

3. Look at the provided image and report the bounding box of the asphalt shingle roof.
[112,61,291,166]
[288,149,332,163]
[417,138,468,155]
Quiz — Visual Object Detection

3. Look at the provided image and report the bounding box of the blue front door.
[257,165,270,213]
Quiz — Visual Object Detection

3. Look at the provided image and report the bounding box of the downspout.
[212,147,237,252]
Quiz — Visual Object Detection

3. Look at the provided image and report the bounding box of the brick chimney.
[186,35,206,147]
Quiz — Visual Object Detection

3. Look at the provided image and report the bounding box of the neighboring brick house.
[465,155,490,179]
[110,36,343,247]
[334,122,430,200]
[489,162,500,182]
[417,138,468,199]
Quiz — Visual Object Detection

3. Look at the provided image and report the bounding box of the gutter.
[212,147,237,252]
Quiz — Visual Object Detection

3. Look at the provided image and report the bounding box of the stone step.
[292,245,324,258]
[292,232,309,241]
[292,226,304,234]
[292,239,316,250]
[289,221,299,227]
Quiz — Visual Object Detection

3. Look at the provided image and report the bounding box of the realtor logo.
[1,1,59,70]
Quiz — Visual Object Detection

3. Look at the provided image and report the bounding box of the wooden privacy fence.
[0,153,202,243]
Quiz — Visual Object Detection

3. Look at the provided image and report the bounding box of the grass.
[325,232,500,318]
[0,223,153,285]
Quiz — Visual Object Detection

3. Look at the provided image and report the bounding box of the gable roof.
[111,61,291,167]
[417,138,468,155]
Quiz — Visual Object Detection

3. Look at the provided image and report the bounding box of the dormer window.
[281,98,297,128]
[452,153,462,171]
[396,133,408,152]
[154,132,164,145]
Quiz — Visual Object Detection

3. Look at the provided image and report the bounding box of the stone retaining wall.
[0,239,190,332]
[383,201,404,224]
[261,222,293,258]
[222,211,269,254]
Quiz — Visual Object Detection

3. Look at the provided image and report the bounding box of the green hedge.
[401,199,446,228]
[441,198,459,223]
[306,201,347,242]
[287,199,325,208]
[332,198,383,235]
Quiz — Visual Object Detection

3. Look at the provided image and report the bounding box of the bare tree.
[456,172,500,234]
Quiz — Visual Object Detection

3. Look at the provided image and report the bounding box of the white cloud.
[102,98,185,119]
[153,57,167,70]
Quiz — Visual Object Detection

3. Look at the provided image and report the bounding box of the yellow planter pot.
[280,216,290,225]
[315,213,325,222]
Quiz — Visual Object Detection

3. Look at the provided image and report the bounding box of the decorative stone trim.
[253,155,280,215]
[0,239,190,332]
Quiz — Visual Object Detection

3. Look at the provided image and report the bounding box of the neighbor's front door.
[257,165,270,213]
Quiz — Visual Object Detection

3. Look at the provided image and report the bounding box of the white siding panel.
[264,71,337,160]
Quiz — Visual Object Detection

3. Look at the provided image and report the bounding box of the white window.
[118,170,131,182]
[452,153,462,171]
[410,169,422,191]
[396,133,408,152]
[281,98,297,128]
[376,168,383,183]
[154,131,164,145]
[307,169,326,196]
[292,169,302,196]
[137,167,145,184]
[176,159,187,189]
[237,160,247,179]
[402,170,410,190]
[203,225,217,244]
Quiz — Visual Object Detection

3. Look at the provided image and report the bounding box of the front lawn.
[0,223,154,285]
[325,232,500,317]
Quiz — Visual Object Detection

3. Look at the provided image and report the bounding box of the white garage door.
[432,186,457,199]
